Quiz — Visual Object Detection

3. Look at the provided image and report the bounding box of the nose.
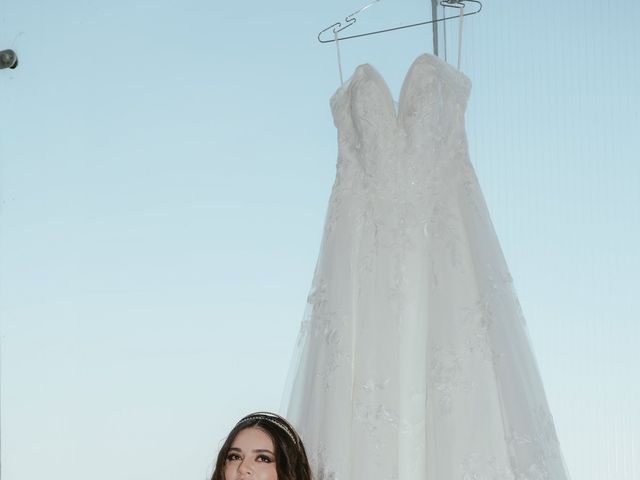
[237,459,253,476]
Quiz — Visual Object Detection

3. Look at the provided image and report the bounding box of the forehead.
[231,427,274,451]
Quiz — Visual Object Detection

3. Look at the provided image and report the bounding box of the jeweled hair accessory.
[236,412,299,446]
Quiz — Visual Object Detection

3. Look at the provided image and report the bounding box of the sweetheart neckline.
[331,53,471,119]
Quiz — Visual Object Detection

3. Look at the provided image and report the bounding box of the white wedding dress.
[283,54,570,480]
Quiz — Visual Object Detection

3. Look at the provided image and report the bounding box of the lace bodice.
[330,54,471,193]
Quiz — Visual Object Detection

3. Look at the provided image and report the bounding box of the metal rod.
[432,0,439,57]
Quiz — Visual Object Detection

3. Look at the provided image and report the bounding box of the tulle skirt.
[282,145,570,479]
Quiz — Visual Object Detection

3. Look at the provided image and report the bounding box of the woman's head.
[211,412,312,480]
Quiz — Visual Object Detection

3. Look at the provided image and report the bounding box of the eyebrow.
[228,447,275,455]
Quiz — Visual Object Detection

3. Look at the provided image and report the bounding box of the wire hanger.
[317,0,482,44]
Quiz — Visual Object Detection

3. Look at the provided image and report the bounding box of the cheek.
[255,462,278,480]
[223,463,235,478]
[264,465,278,480]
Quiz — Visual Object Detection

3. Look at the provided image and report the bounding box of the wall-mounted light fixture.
[0,49,18,70]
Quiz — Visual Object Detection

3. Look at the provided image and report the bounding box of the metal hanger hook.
[317,0,382,41]
[344,0,381,25]
[441,0,482,11]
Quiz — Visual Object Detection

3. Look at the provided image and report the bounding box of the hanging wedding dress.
[283,54,570,480]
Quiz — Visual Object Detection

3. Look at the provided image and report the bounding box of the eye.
[256,454,274,463]
[225,453,241,462]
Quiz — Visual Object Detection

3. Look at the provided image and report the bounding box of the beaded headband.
[236,412,299,446]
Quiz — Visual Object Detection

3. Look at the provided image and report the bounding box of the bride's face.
[223,427,278,480]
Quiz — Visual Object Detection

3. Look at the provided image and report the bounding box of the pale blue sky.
[1,1,638,479]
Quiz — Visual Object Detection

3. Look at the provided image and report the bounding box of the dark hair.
[211,412,312,480]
